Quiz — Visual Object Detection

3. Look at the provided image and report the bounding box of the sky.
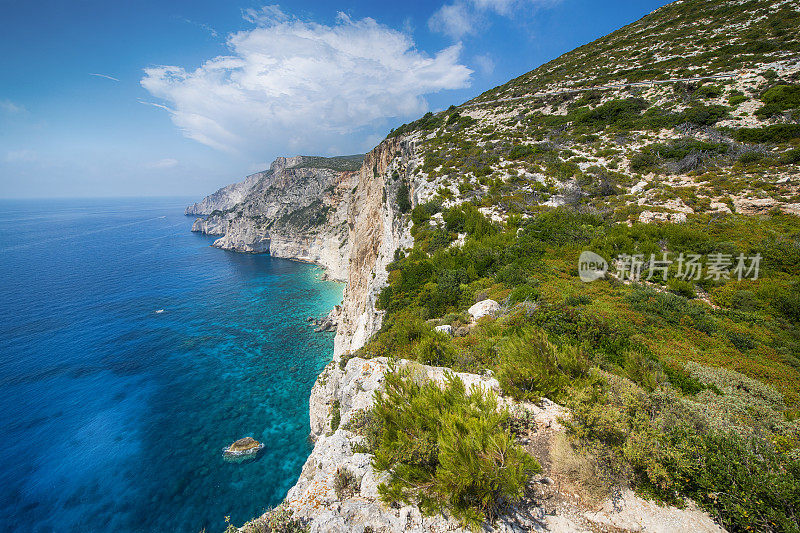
[0,0,670,199]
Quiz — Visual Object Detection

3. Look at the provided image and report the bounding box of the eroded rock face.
[187,155,362,281]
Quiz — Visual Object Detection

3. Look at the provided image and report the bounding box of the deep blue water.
[0,198,343,532]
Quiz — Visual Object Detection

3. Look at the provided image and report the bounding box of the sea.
[0,197,344,532]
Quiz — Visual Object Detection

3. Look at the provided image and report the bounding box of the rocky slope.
[239,356,723,533]
[189,0,800,530]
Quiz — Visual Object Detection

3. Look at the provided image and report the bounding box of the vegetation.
[365,367,540,530]
[231,506,309,533]
[357,204,800,531]
[341,1,800,531]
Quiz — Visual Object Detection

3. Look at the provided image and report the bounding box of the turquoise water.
[0,198,343,532]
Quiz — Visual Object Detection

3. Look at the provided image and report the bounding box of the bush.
[733,124,800,144]
[566,371,800,533]
[237,505,309,533]
[779,148,800,165]
[756,84,800,117]
[333,466,359,500]
[577,98,649,129]
[372,368,540,530]
[497,328,589,402]
[415,332,458,367]
[396,180,412,213]
[330,400,341,432]
[626,288,716,335]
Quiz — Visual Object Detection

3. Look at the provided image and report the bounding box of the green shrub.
[396,180,412,213]
[508,144,539,160]
[733,124,800,144]
[237,505,309,533]
[756,84,800,117]
[667,278,696,298]
[695,85,722,99]
[330,400,341,432]
[497,328,589,402]
[344,408,383,453]
[577,98,649,129]
[626,288,716,335]
[415,332,458,367]
[779,148,800,165]
[566,371,800,533]
[372,368,540,530]
[728,91,748,106]
[333,466,359,500]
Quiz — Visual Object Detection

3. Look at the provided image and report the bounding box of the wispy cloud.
[430,0,561,38]
[0,99,26,114]
[89,73,120,82]
[146,158,179,169]
[474,53,495,75]
[182,18,219,38]
[4,149,37,163]
[141,6,472,156]
[429,2,476,39]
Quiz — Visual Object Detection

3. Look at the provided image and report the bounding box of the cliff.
[187,0,800,530]
[238,357,722,533]
[189,155,364,281]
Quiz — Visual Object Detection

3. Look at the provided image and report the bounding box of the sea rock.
[223,437,264,462]
[434,324,453,336]
[468,299,501,320]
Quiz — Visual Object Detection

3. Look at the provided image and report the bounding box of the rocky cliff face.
[333,137,415,357]
[188,155,364,281]
[239,356,723,533]
[188,142,415,348]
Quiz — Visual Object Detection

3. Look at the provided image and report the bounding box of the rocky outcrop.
[188,155,363,281]
[468,299,501,321]
[270,356,724,533]
[223,437,264,462]
[185,170,266,216]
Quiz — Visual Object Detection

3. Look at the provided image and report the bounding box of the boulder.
[434,324,453,336]
[223,437,264,462]
[468,299,500,320]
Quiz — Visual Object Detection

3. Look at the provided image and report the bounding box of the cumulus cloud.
[429,0,561,38]
[141,7,472,156]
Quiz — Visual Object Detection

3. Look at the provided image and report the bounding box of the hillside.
[193,1,800,531]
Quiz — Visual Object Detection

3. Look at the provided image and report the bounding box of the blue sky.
[0,0,669,198]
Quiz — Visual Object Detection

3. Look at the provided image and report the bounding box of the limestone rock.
[468,299,501,320]
[223,437,264,462]
[434,324,453,336]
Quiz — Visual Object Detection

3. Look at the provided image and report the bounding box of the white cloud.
[141,7,472,157]
[89,73,120,82]
[429,0,561,38]
[0,99,25,114]
[428,3,476,39]
[147,158,179,169]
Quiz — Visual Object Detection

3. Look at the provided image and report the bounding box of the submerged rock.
[222,437,264,462]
